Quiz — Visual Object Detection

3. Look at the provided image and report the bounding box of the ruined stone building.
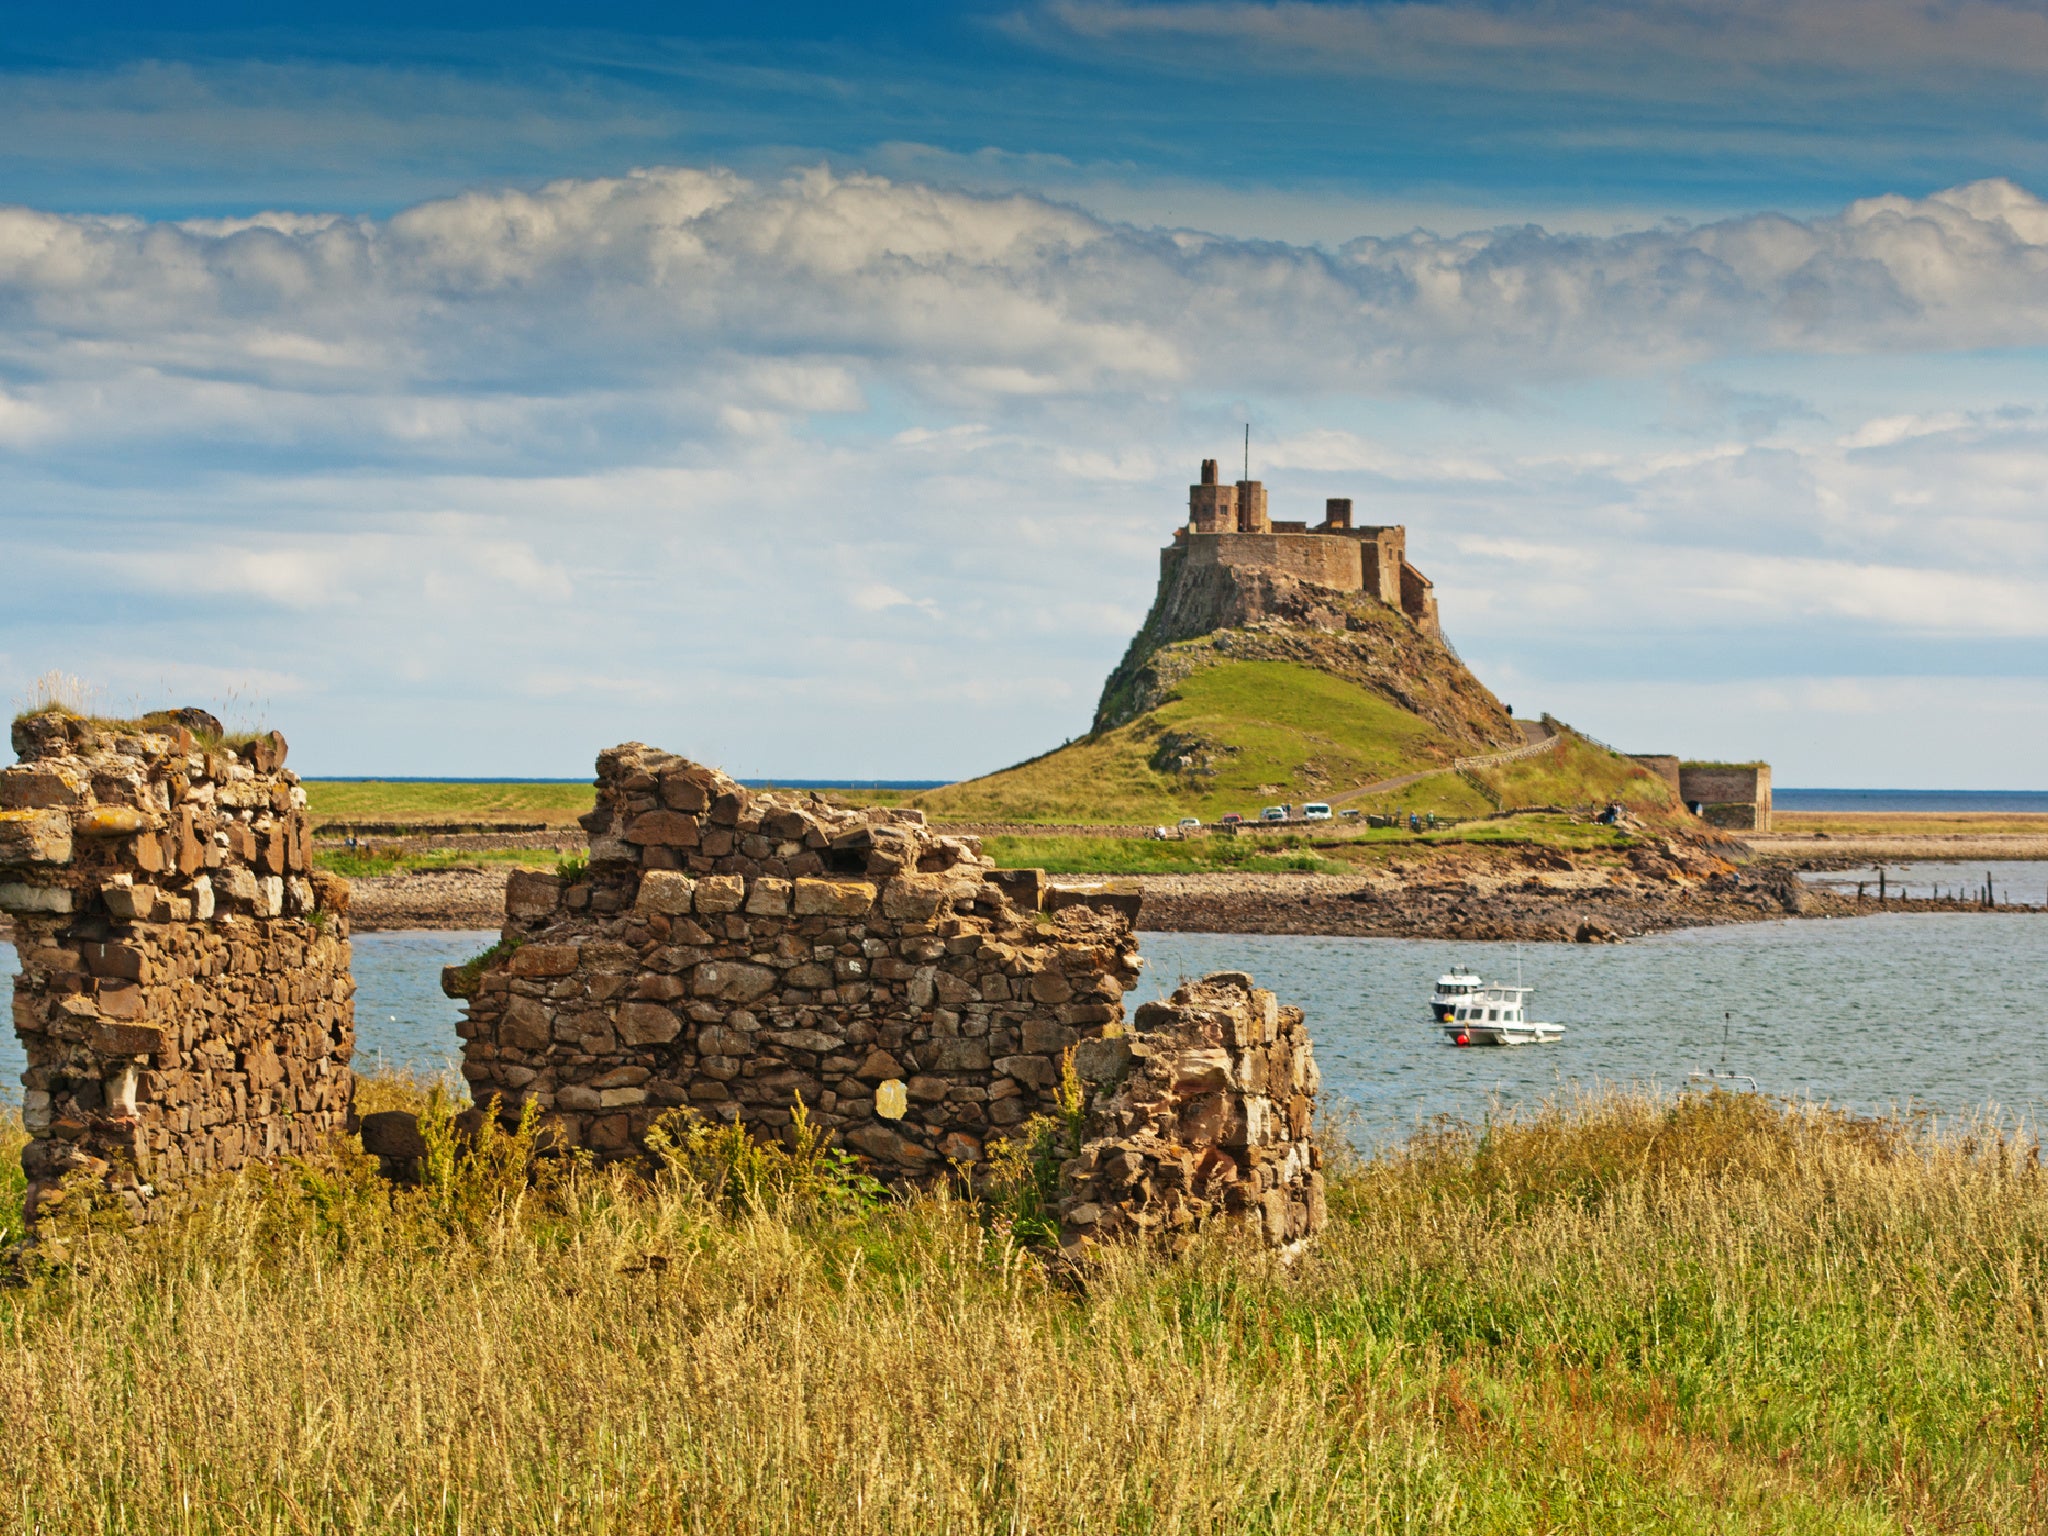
[1170,458,1440,636]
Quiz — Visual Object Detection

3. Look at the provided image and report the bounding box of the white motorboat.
[1430,967,1484,1022]
[1442,984,1564,1047]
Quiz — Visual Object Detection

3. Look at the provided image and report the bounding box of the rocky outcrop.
[1058,972,1323,1254]
[1,709,354,1226]
[1092,560,1518,748]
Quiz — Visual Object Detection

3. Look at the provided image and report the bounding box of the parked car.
[1177,817,1202,833]
[1338,808,1362,820]
[1219,813,1244,826]
[1260,806,1286,822]
[1303,802,1333,821]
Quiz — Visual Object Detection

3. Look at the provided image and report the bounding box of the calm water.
[7,915,2047,1140]
[1799,860,2048,905]
[1777,788,2048,813]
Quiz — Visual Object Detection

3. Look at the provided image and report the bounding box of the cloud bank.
[3,166,2047,782]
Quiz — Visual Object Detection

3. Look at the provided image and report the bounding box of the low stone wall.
[2,710,354,1225]
[450,743,1145,1177]
[449,746,1325,1247]
[1059,972,1324,1254]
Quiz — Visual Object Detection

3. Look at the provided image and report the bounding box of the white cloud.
[5,165,2048,782]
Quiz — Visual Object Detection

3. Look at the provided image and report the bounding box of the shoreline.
[329,861,2042,944]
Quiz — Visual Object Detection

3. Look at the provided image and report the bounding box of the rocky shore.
[308,844,2046,944]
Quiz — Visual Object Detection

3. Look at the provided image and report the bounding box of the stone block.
[691,961,776,1003]
[845,1121,933,1165]
[1028,970,1074,1004]
[636,869,695,914]
[693,874,746,913]
[0,808,72,866]
[929,1039,991,1073]
[75,807,151,839]
[792,878,876,917]
[0,765,86,809]
[102,883,162,920]
[88,1021,169,1058]
[509,944,581,978]
[505,870,563,920]
[744,877,792,916]
[994,1054,1057,1090]
[616,1003,683,1046]
[0,882,72,915]
[880,875,945,921]
[761,1027,842,1053]
[624,811,700,847]
[501,998,552,1051]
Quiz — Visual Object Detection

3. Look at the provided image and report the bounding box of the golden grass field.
[3,1081,2047,1532]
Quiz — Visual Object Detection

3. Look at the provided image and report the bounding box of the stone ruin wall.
[1,711,354,1224]
[449,743,1325,1249]
[1058,972,1324,1255]
[451,742,1145,1174]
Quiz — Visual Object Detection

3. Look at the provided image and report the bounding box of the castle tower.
[1188,458,1238,533]
[1235,478,1269,534]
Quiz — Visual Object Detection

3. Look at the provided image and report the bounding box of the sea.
[1774,788,2048,813]
[8,913,2045,1145]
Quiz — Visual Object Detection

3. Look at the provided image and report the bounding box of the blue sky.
[4,1,2048,784]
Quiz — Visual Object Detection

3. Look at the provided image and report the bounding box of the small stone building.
[0,710,354,1224]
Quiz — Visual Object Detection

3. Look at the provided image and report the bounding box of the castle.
[1166,458,1440,636]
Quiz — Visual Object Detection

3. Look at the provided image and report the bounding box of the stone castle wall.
[1169,530,1366,594]
[2,711,354,1225]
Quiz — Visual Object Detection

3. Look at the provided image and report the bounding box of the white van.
[1304,802,1333,821]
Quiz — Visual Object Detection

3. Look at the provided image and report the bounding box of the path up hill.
[919,557,1680,827]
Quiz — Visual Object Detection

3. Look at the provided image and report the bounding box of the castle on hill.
[1167,458,1440,636]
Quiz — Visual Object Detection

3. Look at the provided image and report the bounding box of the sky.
[4,1,2048,785]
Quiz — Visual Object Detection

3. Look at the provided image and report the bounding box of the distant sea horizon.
[1775,789,2048,813]
[304,778,2044,810]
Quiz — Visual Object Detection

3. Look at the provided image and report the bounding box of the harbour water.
[6,913,2046,1143]
[1799,859,2048,905]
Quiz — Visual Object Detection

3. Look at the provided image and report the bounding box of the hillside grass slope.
[918,648,1684,829]
[919,656,1470,823]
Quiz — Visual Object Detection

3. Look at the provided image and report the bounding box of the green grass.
[982,833,1348,875]
[4,1082,2046,1530]
[311,846,566,879]
[984,814,1636,874]
[302,781,594,828]
[921,658,1475,825]
[1475,734,1683,819]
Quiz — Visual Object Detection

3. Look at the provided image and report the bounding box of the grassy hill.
[918,656,1469,823]
[917,636,1684,828]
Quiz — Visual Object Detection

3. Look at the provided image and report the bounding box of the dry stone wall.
[2,710,354,1225]
[1058,972,1324,1254]
[451,743,1145,1178]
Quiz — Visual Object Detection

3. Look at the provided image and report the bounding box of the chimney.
[1200,458,1218,486]
[1325,497,1353,530]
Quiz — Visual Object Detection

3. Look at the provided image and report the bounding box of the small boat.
[1442,984,1564,1047]
[1430,967,1484,1022]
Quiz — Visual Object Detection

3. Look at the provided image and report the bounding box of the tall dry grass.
[1,1084,2044,1532]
